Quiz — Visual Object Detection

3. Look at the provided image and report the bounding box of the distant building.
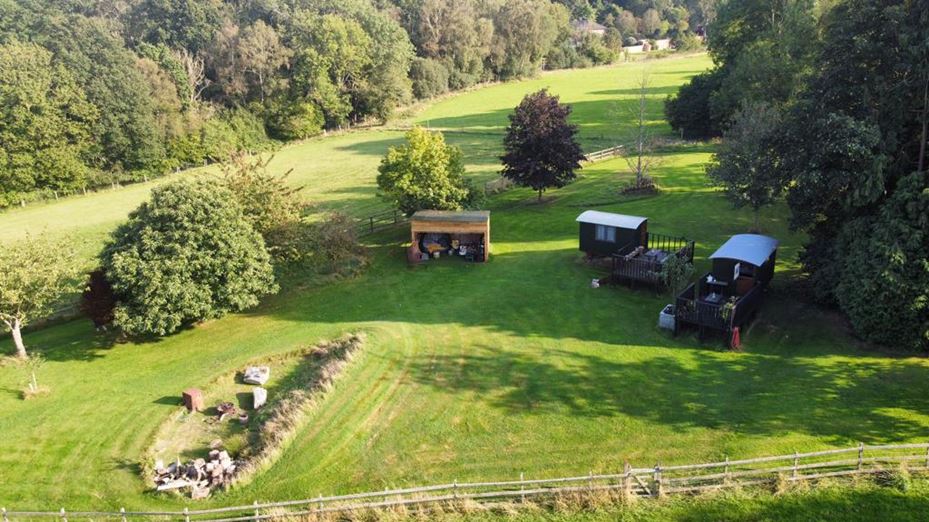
[572,20,607,37]
[653,38,672,50]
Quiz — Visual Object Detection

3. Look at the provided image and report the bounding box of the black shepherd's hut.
[674,233,779,347]
[707,234,779,294]
[576,211,647,257]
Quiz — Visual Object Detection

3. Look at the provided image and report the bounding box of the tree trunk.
[11,319,26,359]
[538,188,543,201]
[918,73,928,175]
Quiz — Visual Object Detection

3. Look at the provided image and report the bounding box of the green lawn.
[1,53,928,513]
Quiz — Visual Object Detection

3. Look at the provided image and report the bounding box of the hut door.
[640,227,647,248]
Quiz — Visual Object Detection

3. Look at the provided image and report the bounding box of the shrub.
[264,98,324,141]
[102,178,277,336]
[201,108,273,162]
[80,269,116,329]
[410,58,450,100]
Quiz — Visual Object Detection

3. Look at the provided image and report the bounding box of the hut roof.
[709,234,779,267]
[576,210,646,230]
[411,210,490,223]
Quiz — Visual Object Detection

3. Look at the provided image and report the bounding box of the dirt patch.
[144,333,365,497]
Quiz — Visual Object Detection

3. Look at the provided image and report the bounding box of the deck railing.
[5,443,928,521]
[610,233,694,288]
[675,278,764,334]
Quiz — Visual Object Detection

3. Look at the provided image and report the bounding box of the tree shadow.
[403,343,929,444]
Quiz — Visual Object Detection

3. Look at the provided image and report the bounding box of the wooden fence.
[4,443,927,521]
[357,209,407,236]
[584,145,623,163]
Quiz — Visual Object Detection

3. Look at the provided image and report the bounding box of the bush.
[264,98,324,141]
[673,33,705,52]
[664,68,725,139]
[545,41,582,70]
[410,58,450,100]
[201,108,274,162]
[578,34,618,65]
[102,178,277,336]
[80,269,116,329]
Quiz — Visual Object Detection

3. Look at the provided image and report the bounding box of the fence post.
[453,479,459,500]
[60,508,67,522]
[317,493,323,511]
[369,217,375,233]
[654,464,663,498]
[622,462,632,501]
[183,507,190,522]
[925,444,929,469]
[792,452,799,479]
[724,455,730,482]
[588,470,594,492]
[2,507,7,522]
[520,472,525,503]
[253,500,259,522]
[858,443,864,472]
[120,507,127,522]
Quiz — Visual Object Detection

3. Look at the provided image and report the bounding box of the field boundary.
[5,443,927,521]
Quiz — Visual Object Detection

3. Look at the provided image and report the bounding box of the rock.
[243,366,270,385]
[252,387,267,409]
[218,450,231,462]
[154,459,165,472]
[191,486,210,500]
[209,449,220,459]
[209,439,223,450]
[156,480,190,491]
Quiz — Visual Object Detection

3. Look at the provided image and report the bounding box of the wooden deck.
[607,232,694,290]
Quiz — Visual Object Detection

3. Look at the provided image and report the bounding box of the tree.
[775,0,929,349]
[102,178,277,336]
[0,235,79,358]
[664,68,725,138]
[376,127,475,215]
[0,40,97,205]
[624,73,661,190]
[221,153,310,262]
[488,0,566,80]
[706,102,784,230]
[641,8,662,36]
[501,89,584,201]
[239,20,291,103]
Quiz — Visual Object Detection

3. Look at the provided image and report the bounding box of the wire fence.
[5,443,927,521]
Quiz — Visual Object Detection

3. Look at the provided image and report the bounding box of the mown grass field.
[0,54,710,266]
[2,53,929,513]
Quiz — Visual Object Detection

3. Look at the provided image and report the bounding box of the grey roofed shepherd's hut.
[576,210,647,257]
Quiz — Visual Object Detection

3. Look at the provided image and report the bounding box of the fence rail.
[5,443,927,521]
[584,145,623,163]
[357,209,407,236]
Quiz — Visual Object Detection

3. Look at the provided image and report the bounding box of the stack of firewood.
[153,449,239,499]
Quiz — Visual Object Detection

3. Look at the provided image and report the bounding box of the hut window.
[595,225,616,243]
